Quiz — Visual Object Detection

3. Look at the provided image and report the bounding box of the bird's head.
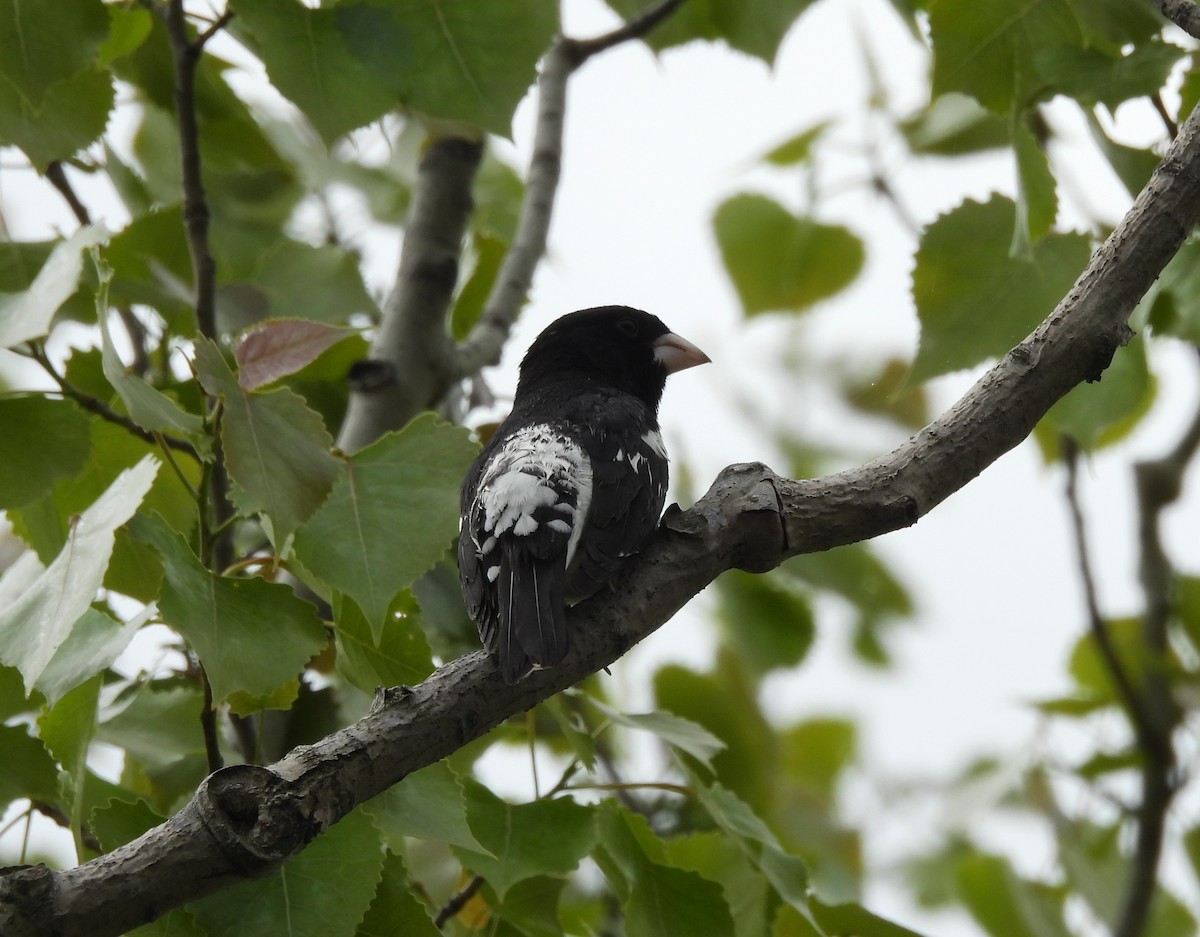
[517,306,709,409]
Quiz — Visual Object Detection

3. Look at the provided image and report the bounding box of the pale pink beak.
[654,331,710,374]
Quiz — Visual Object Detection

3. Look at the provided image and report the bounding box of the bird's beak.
[653,332,711,374]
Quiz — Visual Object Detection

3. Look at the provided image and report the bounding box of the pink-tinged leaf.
[235,319,356,391]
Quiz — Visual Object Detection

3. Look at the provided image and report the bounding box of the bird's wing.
[460,423,589,682]
[567,425,669,599]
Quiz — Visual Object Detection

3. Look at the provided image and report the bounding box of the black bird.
[458,306,710,683]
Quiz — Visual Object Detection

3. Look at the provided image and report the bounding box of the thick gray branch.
[453,41,571,377]
[337,136,484,453]
[4,93,1200,937]
[1159,0,1200,38]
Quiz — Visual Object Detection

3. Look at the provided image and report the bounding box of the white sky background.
[2,0,1199,932]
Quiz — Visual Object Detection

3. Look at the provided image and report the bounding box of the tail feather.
[496,546,569,683]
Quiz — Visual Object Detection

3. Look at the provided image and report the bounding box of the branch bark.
[4,96,1199,937]
[336,135,484,453]
[1159,0,1200,39]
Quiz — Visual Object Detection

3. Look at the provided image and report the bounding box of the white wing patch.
[475,424,593,569]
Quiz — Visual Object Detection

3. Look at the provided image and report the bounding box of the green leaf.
[37,674,102,848]
[929,0,1083,113]
[782,543,910,664]
[654,657,777,809]
[595,801,736,937]
[606,0,814,64]
[89,797,165,852]
[126,909,207,937]
[1067,616,1155,702]
[1087,116,1159,199]
[36,605,151,707]
[663,832,773,937]
[233,0,556,140]
[0,225,108,349]
[450,234,507,341]
[0,64,115,169]
[1012,112,1056,249]
[715,194,864,316]
[1038,332,1153,452]
[716,569,815,675]
[194,338,340,549]
[0,665,34,721]
[763,122,830,165]
[955,853,1071,937]
[588,699,726,770]
[909,195,1090,384]
[0,397,91,509]
[683,767,811,914]
[96,682,206,770]
[1144,239,1200,346]
[242,240,378,325]
[226,0,405,142]
[0,457,157,691]
[191,807,384,937]
[0,0,107,107]
[129,513,328,706]
[486,876,568,937]
[335,0,558,137]
[810,899,927,937]
[364,761,488,854]
[10,417,197,583]
[1054,820,1125,923]
[235,319,358,391]
[0,723,60,806]
[98,4,154,66]
[334,592,435,694]
[96,265,209,453]
[356,852,440,937]
[899,93,1010,156]
[1176,575,1200,655]
[293,413,477,632]
[1036,40,1185,110]
[452,779,597,899]
[780,719,856,803]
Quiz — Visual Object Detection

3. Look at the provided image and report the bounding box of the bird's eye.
[617,318,638,337]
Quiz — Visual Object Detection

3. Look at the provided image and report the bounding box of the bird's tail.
[497,549,569,684]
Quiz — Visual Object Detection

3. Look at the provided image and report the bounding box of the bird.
[458,306,710,684]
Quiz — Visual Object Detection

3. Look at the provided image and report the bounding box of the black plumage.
[458,306,709,683]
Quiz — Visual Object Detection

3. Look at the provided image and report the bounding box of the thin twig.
[563,781,692,797]
[454,0,687,377]
[1152,93,1180,141]
[165,0,234,573]
[564,0,687,61]
[45,162,91,226]
[1159,0,1200,39]
[199,662,224,773]
[195,9,233,48]
[1062,437,1150,733]
[29,346,199,459]
[164,0,218,341]
[434,875,484,929]
[1114,350,1200,937]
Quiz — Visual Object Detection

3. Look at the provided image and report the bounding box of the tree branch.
[1063,438,1150,732]
[453,0,686,378]
[4,98,1200,937]
[1159,0,1200,39]
[337,136,484,453]
[1113,349,1200,937]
